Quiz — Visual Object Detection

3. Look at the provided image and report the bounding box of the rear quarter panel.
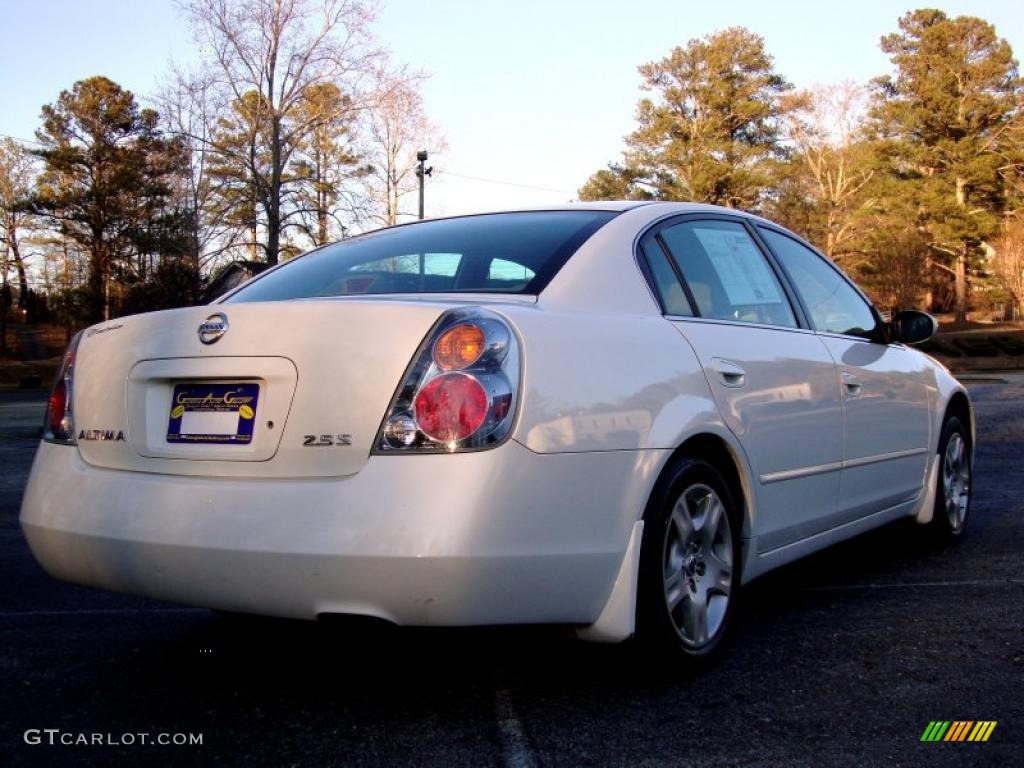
[509,203,733,455]
[494,208,760,560]
[503,306,724,455]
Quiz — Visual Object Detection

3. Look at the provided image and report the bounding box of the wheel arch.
[942,389,974,452]
[577,430,756,644]
[645,431,755,557]
[913,386,973,526]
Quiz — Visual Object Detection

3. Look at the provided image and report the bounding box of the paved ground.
[1,378,1021,767]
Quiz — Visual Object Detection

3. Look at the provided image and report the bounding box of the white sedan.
[20,202,973,660]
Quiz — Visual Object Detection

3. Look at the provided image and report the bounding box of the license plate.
[167,383,260,445]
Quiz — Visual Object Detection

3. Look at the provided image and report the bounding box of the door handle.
[842,371,862,396]
[712,358,746,388]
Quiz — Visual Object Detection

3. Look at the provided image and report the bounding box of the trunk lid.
[71,299,452,478]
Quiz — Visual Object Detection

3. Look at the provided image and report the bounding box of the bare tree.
[33,231,89,344]
[0,138,36,306]
[0,138,37,355]
[177,0,381,265]
[781,82,875,260]
[155,67,251,273]
[362,78,445,226]
[993,216,1024,319]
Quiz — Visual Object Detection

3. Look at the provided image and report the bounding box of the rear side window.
[225,211,617,302]
[640,235,694,316]
[658,220,797,328]
[758,228,879,339]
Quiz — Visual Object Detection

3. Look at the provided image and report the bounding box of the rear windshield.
[224,210,618,303]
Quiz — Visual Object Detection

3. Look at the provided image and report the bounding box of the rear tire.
[637,457,740,663]
[929,416,972,544]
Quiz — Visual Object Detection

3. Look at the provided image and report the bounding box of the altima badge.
[198,313,229,345]
[78,429,125,441]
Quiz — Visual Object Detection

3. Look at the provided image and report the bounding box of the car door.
[643,216,844,553]
[757,227,933,521]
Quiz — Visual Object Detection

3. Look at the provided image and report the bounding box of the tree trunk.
[317,185,328,245]
[317,153,328,245]
[266,115,282,266]
[89,239,108,324]
[0,242,8,358]
[9,232,28,309]
[62,240,72,345]
[103,260,111,321]
[954,247,968,324]
[954,177,969,324]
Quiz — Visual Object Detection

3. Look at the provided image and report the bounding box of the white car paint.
[19,202,972,643]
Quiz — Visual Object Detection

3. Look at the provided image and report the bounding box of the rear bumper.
[20,441,665,626]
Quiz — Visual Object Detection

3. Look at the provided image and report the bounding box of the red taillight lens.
[413,373,488,443]
[43,331,81,444]
[48,380,67,434]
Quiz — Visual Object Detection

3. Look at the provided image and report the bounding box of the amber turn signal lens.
[433,323,485,370]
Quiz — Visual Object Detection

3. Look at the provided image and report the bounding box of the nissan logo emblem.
[198,313,229,345]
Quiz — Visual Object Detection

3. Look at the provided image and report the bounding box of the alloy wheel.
[942,432,970,532]
[661,483,733,649]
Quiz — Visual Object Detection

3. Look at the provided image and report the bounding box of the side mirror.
[890,310,938,345]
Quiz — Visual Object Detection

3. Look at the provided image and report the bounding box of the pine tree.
[289,82,365,247]
[206,90,272,260]
[580,27,792,210]
[870,9,1022,322]
[33,77,189,322]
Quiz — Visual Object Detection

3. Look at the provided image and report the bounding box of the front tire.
[930,416,972,544]
[637,458,740,662]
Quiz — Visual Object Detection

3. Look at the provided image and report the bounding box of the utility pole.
[415,150,432,220]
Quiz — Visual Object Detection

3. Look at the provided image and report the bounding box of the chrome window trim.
[665,315,817,336]
[816,330,907,349]
[632,212,811,330]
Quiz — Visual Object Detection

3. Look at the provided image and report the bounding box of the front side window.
[758,228,878,340]
[658,220,797,328]
[225,211,617,303]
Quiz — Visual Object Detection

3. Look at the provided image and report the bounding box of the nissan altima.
[20,202,973,660]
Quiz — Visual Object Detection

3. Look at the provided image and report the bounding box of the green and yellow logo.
[921,721,997,742]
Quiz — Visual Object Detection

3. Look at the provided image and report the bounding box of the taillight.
[43,332,82,445]
[374,308,519,453]
[414,373,488,442]
[48,380,68,434]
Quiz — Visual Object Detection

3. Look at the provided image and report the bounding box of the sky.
[2,0,1023,221]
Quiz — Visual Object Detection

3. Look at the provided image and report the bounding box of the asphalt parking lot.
[2,377,1022,767]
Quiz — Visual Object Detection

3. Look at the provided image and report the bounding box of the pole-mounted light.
[415,150,433,220]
